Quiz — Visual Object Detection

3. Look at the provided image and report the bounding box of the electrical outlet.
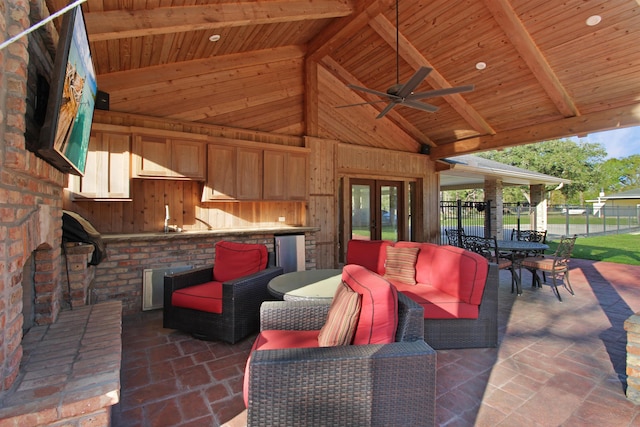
[278,216,286,222]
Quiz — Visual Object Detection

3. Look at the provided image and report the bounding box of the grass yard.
[546,233,640,266]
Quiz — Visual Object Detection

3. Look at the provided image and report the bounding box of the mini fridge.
[274,234,305,273]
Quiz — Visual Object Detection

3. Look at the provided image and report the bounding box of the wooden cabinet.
[132,135,205,180]
[237,148,263,200]
[204,143,308,202]
[67,131,131,200]
[203,144,236,200]
[285,152,308,200]
[263,150,287,200]
[263,151,308,200]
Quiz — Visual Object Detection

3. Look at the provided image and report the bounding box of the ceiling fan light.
[586,15,602,26]
[475,62,487,70]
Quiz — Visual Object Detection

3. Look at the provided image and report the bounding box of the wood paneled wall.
[307,136,440,269]
[64,180,306,234]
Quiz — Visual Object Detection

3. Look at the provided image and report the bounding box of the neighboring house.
[587,188,640,217]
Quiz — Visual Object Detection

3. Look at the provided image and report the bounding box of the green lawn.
[546,233,640,266]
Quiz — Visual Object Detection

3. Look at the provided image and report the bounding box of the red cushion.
[244,329,320,407]
[213,241,268,282]
[342,264,398,345]
[393,282,479,319]
[429,245,488,305]
[394,242,438,285]
[346,239,393,275]
[396,242,489,306]
[171,281,222,313]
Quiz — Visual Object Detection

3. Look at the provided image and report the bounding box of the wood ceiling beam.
[85,0,354,42]
[429,103,640,159]
[98,45,305,91]
[482,0,580,118]
[320,56,436,147]
[306,0,394,62]
[368,14,496,137]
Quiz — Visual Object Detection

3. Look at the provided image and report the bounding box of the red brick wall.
[94,232,316,314]
[0,0,67,392]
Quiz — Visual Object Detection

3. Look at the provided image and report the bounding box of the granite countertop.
[102,226,318,241]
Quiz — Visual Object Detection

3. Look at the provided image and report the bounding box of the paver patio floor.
[112,258,640,426]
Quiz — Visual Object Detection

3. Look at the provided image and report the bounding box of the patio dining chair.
[445,228,466,248]
[462,234,520,294]
[511,229,548,255]
[521,234,578,302]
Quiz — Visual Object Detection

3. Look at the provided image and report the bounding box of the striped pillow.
[318,281,362,347]
[384,246,419,285]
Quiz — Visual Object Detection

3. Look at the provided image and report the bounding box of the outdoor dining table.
[496,240,550,294]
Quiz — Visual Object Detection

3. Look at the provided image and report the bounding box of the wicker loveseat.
[244,264,436,427]
[346,239,498,349]
[163,241,283,344]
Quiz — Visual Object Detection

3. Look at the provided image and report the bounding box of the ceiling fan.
[338,0,475,119]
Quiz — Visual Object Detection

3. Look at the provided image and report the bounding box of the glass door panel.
[379,183,399,242]
[351,182,373,240]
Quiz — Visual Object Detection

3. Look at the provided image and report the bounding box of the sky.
[574,126,640,160]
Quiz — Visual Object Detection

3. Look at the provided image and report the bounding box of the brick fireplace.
[0,0,69,393]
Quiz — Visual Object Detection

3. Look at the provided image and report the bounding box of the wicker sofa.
[346,239,498,349]
[163,241,283,344]
[244,264,436,427]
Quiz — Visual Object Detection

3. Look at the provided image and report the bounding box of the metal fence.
[440,200,640,244]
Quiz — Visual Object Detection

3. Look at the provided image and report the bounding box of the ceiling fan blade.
[395,66,433,98]
[335,99,391,109]
[403,100,440,113]
[407,84,475,100]
[347,84,396,99]
[376,102,398,119]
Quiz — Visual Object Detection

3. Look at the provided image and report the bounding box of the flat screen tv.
[38,5,96,176]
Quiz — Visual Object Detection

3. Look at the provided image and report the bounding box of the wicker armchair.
[163,242,283,344]
[245,289,436,426]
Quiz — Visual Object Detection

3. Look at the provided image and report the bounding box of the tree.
[478,139,607,204]
[593,155,640,197]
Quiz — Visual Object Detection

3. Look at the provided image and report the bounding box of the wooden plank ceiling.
[51,0,640,159]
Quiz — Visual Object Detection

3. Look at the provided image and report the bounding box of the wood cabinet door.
[133,135,171,177]
[263,150,286,200]
[237,148,263,200]
[286,152,308,200]
[68,132,130,199]
[172,139,205,179]
[204,144,236,200]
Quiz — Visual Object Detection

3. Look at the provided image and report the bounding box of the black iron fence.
[440,200,640,244]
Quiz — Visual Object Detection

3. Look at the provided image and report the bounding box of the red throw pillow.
[384,246,419,285]
[213,241,268,282]
[318,281,362,347]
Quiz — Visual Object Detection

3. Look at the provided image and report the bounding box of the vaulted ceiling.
[50,0,640,159]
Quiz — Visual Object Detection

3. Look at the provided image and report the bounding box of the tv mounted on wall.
[38,5,96,176]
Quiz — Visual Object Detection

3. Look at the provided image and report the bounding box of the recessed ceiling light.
[209,34,221,42]
[586,15,602,26]
[475,62,487,70]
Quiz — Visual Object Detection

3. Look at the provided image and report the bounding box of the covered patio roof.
[439,154,571,191]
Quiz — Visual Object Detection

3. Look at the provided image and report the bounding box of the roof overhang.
[438,156,571,191]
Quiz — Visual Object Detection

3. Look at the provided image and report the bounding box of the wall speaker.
[420,144,431,155]
[96,90,110,110]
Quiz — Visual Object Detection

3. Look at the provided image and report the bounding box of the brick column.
[530,184,547,232]
[625,313,640,403]
[484,178,504,239]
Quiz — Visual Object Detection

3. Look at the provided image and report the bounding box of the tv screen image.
[38,5,96,176]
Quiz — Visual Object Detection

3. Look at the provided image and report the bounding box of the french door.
[350,179,409,241]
